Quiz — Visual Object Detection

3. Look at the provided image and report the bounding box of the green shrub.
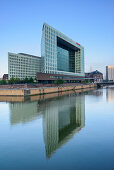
[24,77,29,83]
[54,79,64,84]
[8,77,15,84]
[0,80,7,85]
[29,77,34,83]
[8,77,21,84]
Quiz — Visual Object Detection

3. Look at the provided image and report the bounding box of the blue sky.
[0,0,114,77]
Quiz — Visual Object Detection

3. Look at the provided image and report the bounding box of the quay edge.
[0,84,97,96]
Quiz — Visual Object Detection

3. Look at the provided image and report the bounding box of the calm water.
[0,87,114,170]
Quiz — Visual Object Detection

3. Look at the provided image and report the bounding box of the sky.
[0,0,114,78]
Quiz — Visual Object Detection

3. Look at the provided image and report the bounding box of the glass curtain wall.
[57,46,69,72]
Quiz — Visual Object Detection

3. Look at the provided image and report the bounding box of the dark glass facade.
[57,46,69,72]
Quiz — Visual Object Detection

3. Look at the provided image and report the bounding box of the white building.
[106,66,114,81]
[8,52,41,80]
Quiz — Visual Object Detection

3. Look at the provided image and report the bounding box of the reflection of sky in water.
[0,87,114,170]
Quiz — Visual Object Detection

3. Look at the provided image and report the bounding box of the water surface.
[0,87,114,170]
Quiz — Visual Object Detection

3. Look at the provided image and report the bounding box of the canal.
[0,86,114,170]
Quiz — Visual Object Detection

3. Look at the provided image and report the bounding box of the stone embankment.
[0,84,96,96]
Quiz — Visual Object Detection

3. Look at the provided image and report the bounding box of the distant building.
[85,70,103,83]
[8,53,41,80]
[3,74,8,81]
[106,66,114,81]
[41,23,84,76]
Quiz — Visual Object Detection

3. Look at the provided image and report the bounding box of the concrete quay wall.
[0,84,96,96]
[31,84,95,96]
[0,89,25,96]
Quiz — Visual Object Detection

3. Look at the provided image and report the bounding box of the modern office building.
[41,23,84,76]
[8,23,84,80]
[106,66,114,81]
[8,52,41,80]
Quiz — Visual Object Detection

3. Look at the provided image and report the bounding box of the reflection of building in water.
[9,101,41,125]
[106,87,114,102]
[41,95,85,158]
[9,92,85,158]
[9,91,85,126]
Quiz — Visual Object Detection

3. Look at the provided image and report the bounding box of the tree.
[29,77,34,83]
[0,80,7,85]
[8,77,21,84]
[24,77,29,83]
[8,77,15,84]
[15,78,20,84]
